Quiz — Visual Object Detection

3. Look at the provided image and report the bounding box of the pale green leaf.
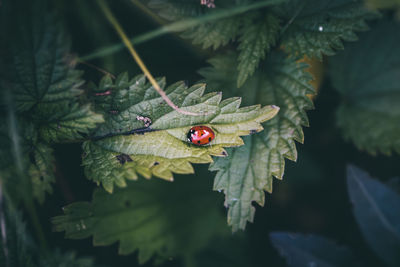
[84,74,278,192]
[52,175,227,264]
[237,13,280,87]
[200,51,314,231]
[275,0,378,58]
[330,21,400,155]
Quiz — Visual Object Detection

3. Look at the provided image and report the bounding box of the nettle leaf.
[182,17,242,50]
[330,21,400,155]
[0,0,103,143]
[84,74,278,192]
[148,0,245,50]
[275,0,378,58]
[28,143,55,204]
[347,165,400,266]
[237,13,280,87]
[270,232,358,267]
[200,51,314,231]
[52,175,227,264]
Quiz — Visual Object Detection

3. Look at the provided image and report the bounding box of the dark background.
[37,1,400,266]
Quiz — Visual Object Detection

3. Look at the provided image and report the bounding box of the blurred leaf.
[270,232,358,267]
[0,199,36,267]
[237,13,280,87]
[52,175,227,264]
[366,0,400,16]
[200,51,314,231]
[39,250,95,267]
[275,0,378,58]
[0,0,103,143]
[330,21,400,155]
[347,165,400,266]
[28,143,55,204]
[0,195,98,267]
[84,73,278,192]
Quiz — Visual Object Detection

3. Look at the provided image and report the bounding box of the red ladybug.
[187,126,215,146]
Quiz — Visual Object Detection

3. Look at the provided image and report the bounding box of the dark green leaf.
[200,51,314,231]
[270,232,358,267]
[52,174,227,264]
[0,0,103,143]
[347,165,400,266]
[330,21,400,155]
[237,13,280,87]
[28,143,55,203]
[276,0,378,58]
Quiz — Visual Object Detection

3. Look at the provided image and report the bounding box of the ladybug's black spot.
[197,141,201,144]
[208,137,211,141]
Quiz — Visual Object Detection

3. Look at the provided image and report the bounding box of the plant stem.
[81,0,284,61]
[97,0,204,116]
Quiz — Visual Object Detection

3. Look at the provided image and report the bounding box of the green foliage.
[275,0,378,58]
[330,21,400,155]
[237,13,280,87]
[200,51,314,231]
[39,250,95,267]
[84,73,278,192]
[52,174,227,264]
[0,0,103,143]
[28,143,55,204]
[147,0,377,86]
[347,165,400,266]
[0,198,97,267]
[270,232,358,266]
[0,0,103,203]
[0,202,36,267]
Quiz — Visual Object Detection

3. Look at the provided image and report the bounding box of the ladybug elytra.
[187,126,215,146]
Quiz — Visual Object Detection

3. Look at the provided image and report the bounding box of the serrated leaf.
[84,74,278,192]
[237,13,280,87]
[275,0,378,58]
[330,21,400,155]
[200,51,314,231]
[347,165,400,266]
[28,143,55,204]
[52,175,227,264]
[0,0,103,143]
[270,232,358,267]
[182,16,242,50]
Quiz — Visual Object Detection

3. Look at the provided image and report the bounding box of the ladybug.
[187,126,215,146]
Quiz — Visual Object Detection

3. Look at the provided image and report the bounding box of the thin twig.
[98,0,205,116]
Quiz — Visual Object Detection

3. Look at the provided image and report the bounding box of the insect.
[187,126,215,146]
